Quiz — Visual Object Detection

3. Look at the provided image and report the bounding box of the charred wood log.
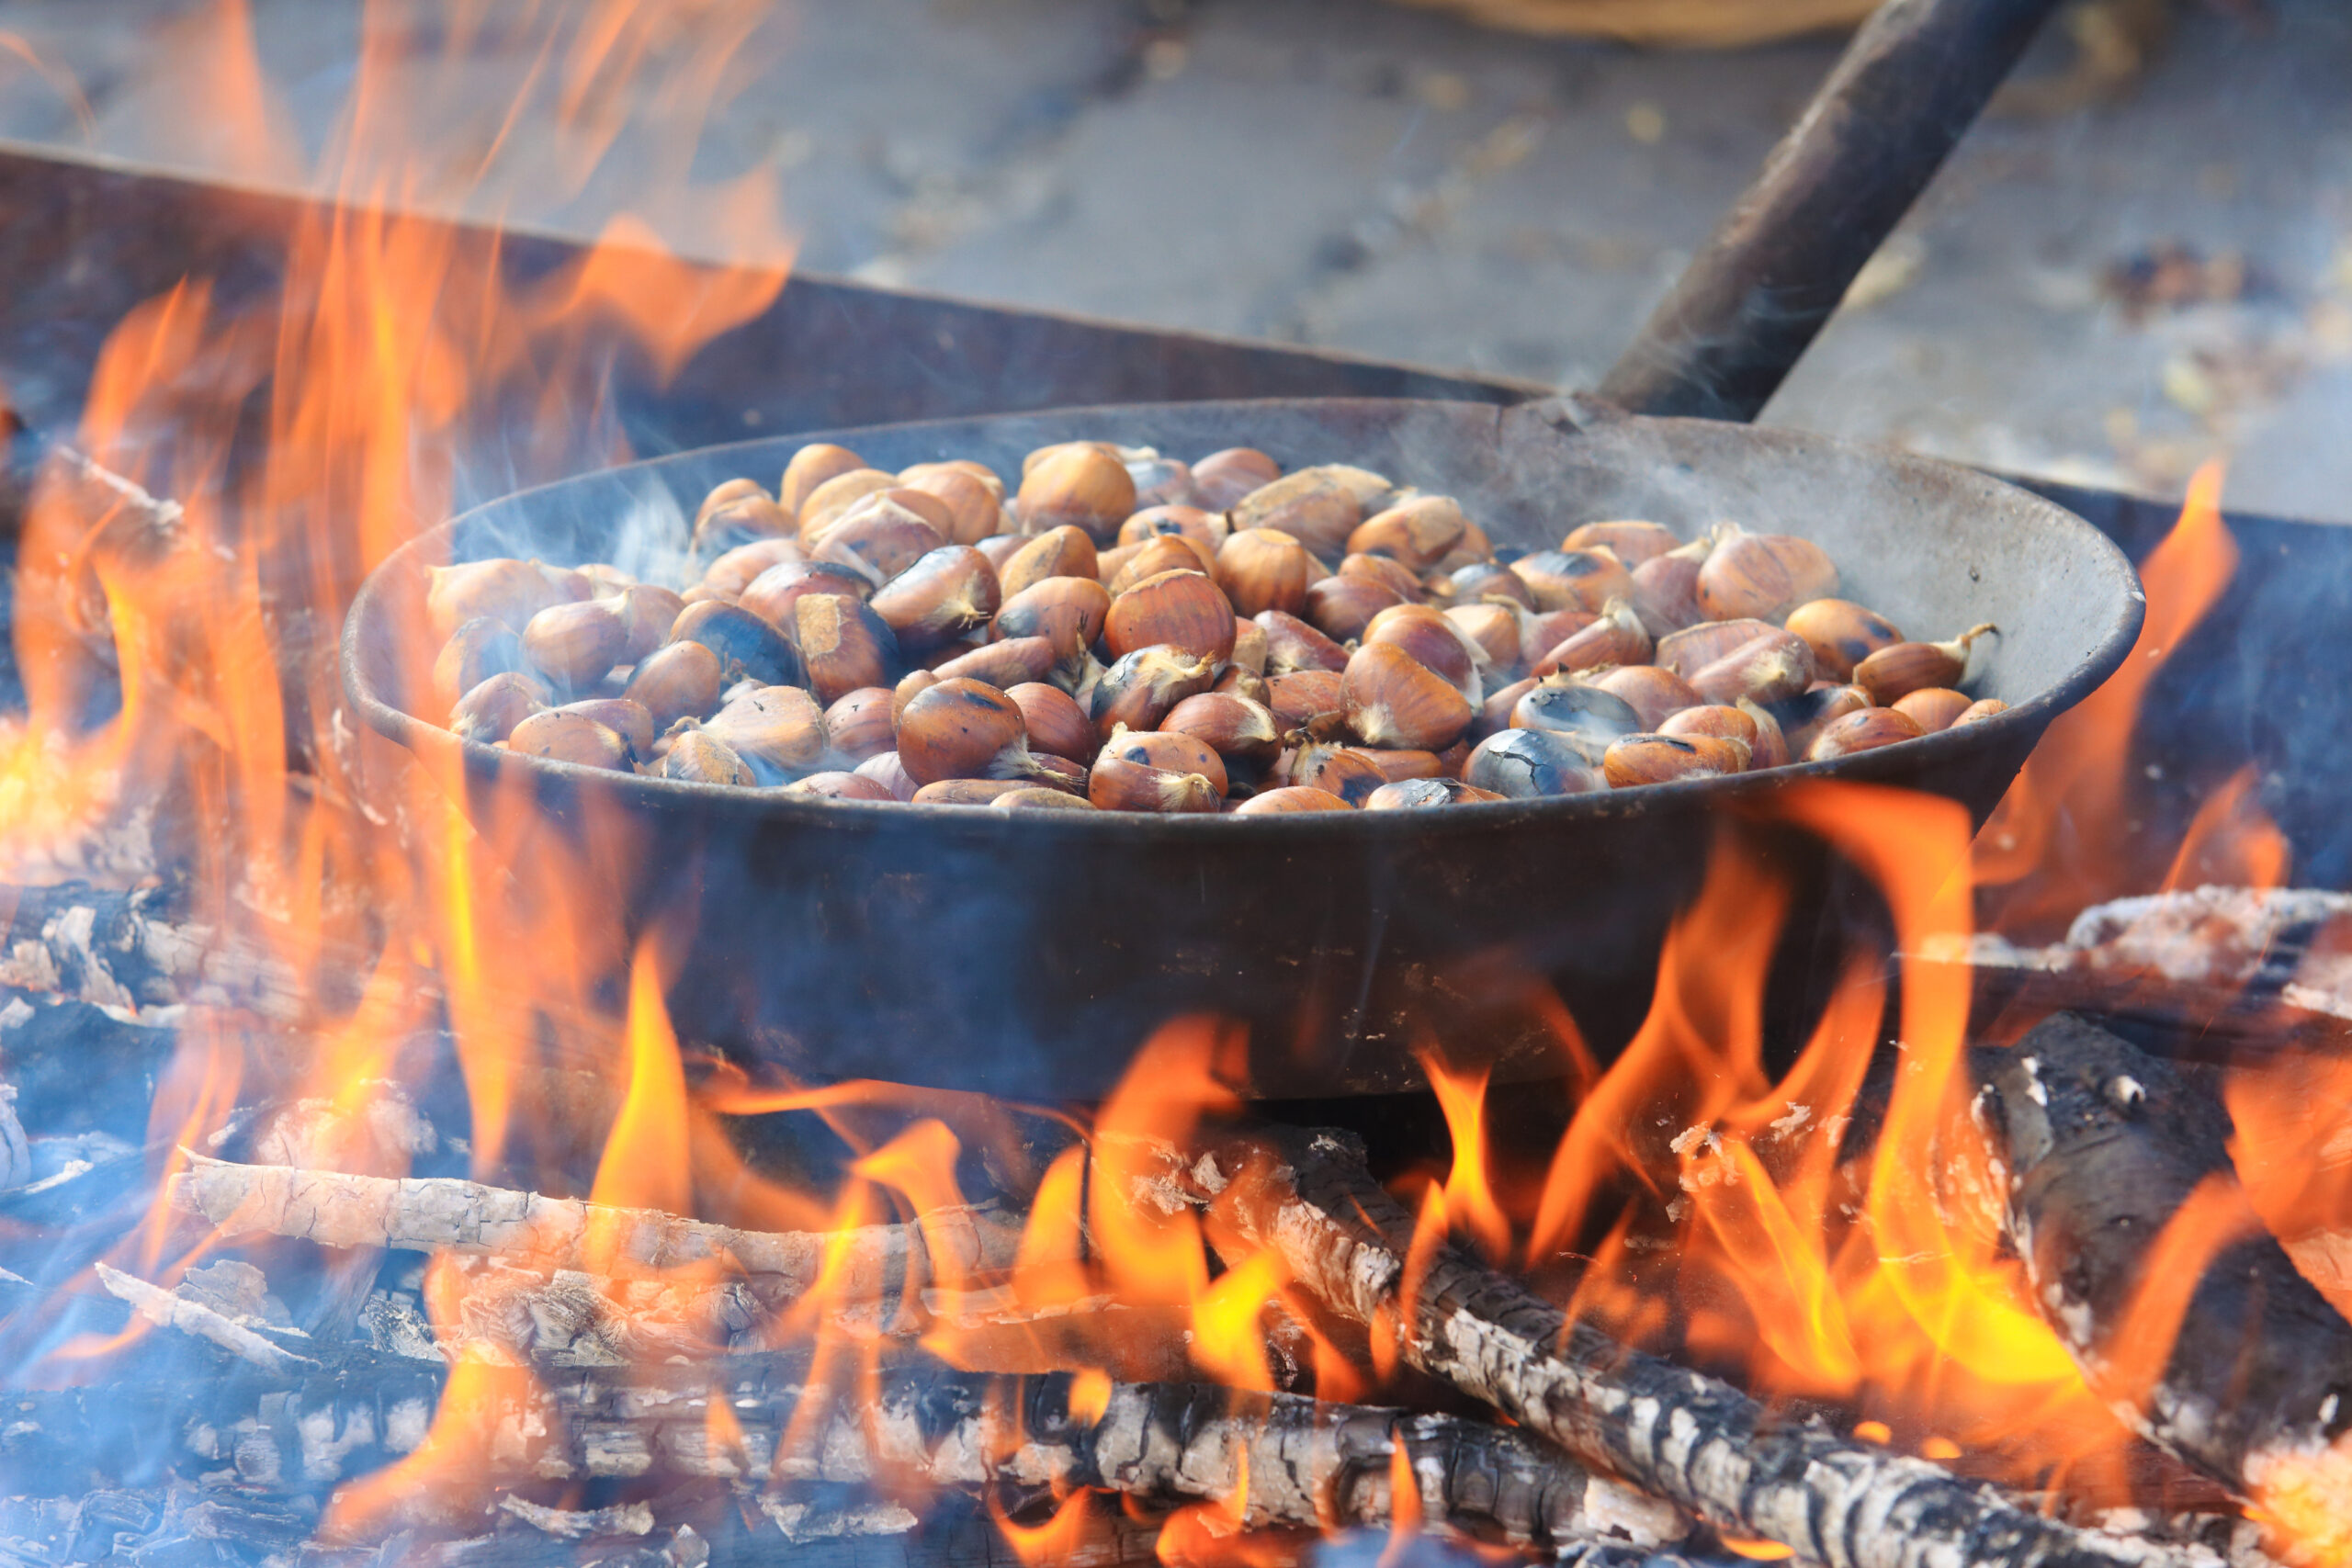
[1168,1123,2194,1568]
[1972,1012,2352,1564]
[0,1334,1680,1555]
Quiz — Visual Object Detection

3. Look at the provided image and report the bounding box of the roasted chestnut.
[1255,610,1350,676]
[1100,726,1230,798]
[999,526,1101,599]
[556,698,653,760]
[1088,750,1220,814]
[1304,575,1403,644]
[1601,733,1747,788]
[1890,687,1972,734]
[1343,642,1474,751]
[661,728,756,786]
[1265,670,1347,733]
[624,640,724,730]
[1463,728,1602,799]
[703,685,827,782]
[786,769,895,802]
[868,546,1001,650]
[1090,646,1218,739]
[1216,528,1315,618]
[739,561,872,628]
[1510,680,1642,763]
[671,599,801,687]
[780,444,870,518]
[1104,569,1238,663]
[425,558,578,641]
[435,616,527,709]
[1696,530,1838,623]
[1230,465,1383,557]
[1510,549,1633,615]
[1851,626,1996,705]
[1162,692,1283,765]
[1532,598,1650,678]
[899,678,1070,788]
[1234,786,1354,814]
[1349,496,1466,570]
[1784,598,1904,683]
[1273,742,1388,806]
[993,785,1102,813]
[449,671,548,745]
[506,709,630,771]
[1007,682,1096,762]
[823,686,899,763]
[898,464,1003,545]
[1363,777,1507,809]
[1805,707,1924,761]
[524,599,629,690]
[790,594,899,705]
[1561,520,1678,566]
[933,636,1062,690]
[1190,447,1282,511]
[1018,446,1136,541]
[994,575,1112,660]
[1586,665,1701,730]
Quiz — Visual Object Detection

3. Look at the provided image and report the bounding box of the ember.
[1,3,2349,1568]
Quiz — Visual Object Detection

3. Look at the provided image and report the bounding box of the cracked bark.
[1170,1122,2198,1568]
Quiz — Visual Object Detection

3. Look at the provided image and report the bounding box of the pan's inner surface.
[348,400,2143,1096]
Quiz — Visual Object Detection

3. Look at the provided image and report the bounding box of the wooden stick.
[167,1154,1023,1296]
[93,1260,315,1374]
[1170,1124,2197,1568]
[1974,1013,2352,1565]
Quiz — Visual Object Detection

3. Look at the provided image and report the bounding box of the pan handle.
[1596,0,2067,423]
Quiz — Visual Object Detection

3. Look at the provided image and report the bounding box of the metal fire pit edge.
[345,398,2143,1099]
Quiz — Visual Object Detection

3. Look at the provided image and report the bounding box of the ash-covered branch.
[1974,1013,2352,1564]
[168,1155,1022,1297]
[1170,1124,2193,1568]
[94,1260,315,1373]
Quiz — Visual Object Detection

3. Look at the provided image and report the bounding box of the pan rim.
[343,398,2147,837]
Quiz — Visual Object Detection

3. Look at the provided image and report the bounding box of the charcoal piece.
[1976,1012,2352,1556]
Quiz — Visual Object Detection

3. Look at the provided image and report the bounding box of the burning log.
[1944,887,2352,1063]
[168,1155,1023,1298]
[5,1330,1679,1555]
[1972,1013,2352,1565]
[1170,1124,2194,1568]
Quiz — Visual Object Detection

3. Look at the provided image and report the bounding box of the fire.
[1417,1047,1512,1262]
[10,0,2333,1550]
[1974,460,2277,934]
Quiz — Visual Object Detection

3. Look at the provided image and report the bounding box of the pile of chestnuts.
[422,437,2007,813]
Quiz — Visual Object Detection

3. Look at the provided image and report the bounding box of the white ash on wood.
[0,1332,1682,1556]
[1973,1013,2352,1567]
[1164,1124,2202,1568]
[168,1155,1023,1297]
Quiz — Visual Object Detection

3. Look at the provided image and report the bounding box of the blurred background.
[3,0,2343,519]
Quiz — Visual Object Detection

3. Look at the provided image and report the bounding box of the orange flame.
[1417,1048,1512,1262]
[1975,461,2270,932]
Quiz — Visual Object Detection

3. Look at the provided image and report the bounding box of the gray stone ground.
[0,0,2346,520]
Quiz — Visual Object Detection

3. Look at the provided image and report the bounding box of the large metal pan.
[344,397,2143,1097]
